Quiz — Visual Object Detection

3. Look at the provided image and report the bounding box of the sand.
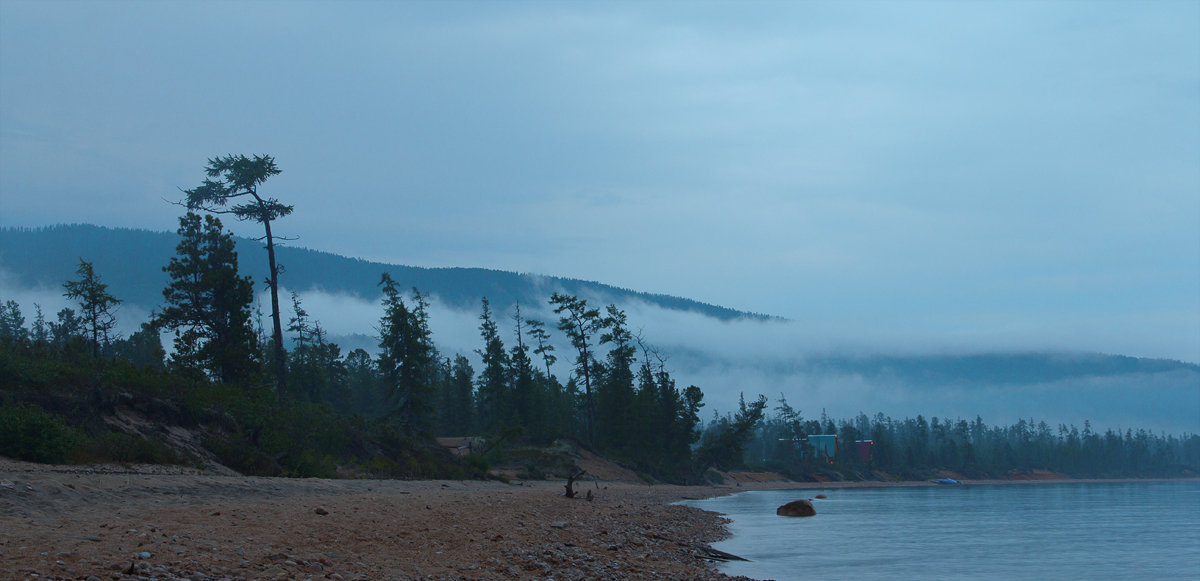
[0,458,769,580]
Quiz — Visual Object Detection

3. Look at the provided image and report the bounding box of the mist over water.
[684,481,1200,581]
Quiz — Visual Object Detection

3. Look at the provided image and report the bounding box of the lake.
[682,481,1200,581]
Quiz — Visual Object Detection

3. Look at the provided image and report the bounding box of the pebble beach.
[0,459,764,580]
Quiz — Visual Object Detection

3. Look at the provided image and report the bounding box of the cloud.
[3,270,1194,434]
[1,2,1197,400]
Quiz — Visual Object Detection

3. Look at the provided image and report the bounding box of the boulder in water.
[776,499,816,517]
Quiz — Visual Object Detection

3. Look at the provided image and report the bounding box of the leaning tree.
[182,154,292,398]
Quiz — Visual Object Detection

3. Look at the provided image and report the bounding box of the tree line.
[0,154,731,482]
[2,154,1194,482]
[728,396,1200,479]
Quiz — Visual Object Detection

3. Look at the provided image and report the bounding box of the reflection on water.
[683,481,1200,581]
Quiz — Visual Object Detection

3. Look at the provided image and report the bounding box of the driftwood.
[564,468,587,498]
[648,533,750,562]
[699,546,751,562]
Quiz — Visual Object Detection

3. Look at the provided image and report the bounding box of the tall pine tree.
[376,274,437,437]
[159,212,259,384]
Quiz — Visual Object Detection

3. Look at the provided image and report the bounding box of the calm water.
[682,481,1200,581]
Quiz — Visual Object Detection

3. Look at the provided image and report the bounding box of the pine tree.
[597,304,636,455]
[344,348,381,416]
[474,298,510,434]
[113,322,166,369]
[0,300,28,345]
[30,304,48,345]
[508,304,541,435]
[183,154,292,397]
[159,212,259,384]
[376,274,437,437]
[435,355,475,435]
[550,293,603,447]
[62,259,121,357]
[49,307,84,351]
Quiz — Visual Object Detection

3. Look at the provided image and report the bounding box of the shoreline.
[2,459,1194,580]
[1,460,760,580]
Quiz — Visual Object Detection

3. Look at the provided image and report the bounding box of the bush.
[74,431,189,465]
[0,400,78,463]
[203,431,280,476]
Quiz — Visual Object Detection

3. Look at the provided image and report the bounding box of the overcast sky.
[2,0,1198,363]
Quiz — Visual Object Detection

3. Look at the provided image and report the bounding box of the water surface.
[683,481,1200,580]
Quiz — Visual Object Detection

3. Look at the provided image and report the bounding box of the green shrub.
[203,431,279,476]
[0,400,78,463]
[74,431,188,465]
[292,451,336,478]
[464,453,491,474]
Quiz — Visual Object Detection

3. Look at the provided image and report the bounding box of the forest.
[2,155,1196,483]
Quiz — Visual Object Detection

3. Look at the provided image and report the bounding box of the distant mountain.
[0,223,769,320]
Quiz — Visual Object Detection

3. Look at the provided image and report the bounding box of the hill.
[3,223,1197,435]
[0,223,767,320]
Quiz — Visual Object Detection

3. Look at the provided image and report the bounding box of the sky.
[2,0,1198,365]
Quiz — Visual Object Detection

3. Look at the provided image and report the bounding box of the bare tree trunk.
[262,214,288,402]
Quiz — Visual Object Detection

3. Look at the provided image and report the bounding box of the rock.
[776,499,816,517]
[137,551,152,559]
[550,521,569,529]
[314,507,329,516]
[815,494,827,499]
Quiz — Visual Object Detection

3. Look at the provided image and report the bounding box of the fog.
[276,286,1200,435]
[4,272,1195,435]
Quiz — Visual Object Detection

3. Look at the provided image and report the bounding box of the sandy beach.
[1,458,776,581]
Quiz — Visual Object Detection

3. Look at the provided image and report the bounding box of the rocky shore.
[0,459,763,580]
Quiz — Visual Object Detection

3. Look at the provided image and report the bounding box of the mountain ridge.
[0,223,771,321]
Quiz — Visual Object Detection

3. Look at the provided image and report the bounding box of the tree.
[49,307,84,350]
[286,292,347,405]
[159,212,259,384]
[550,293,603,447]
[112,322,166,369]
[474,298,510,434]
[376,274,437,437]
[62,259,121,357]
[436,354,475,435]
[30,304,48,345]
[597,304,636,454]
[344,348,382,416]
[0,300,28,345]
[183,154,292,397]
[695,393,768,472]
[508,304,542,436]
[526,318,556,379]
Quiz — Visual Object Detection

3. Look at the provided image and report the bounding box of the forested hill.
[0,224,767,320]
